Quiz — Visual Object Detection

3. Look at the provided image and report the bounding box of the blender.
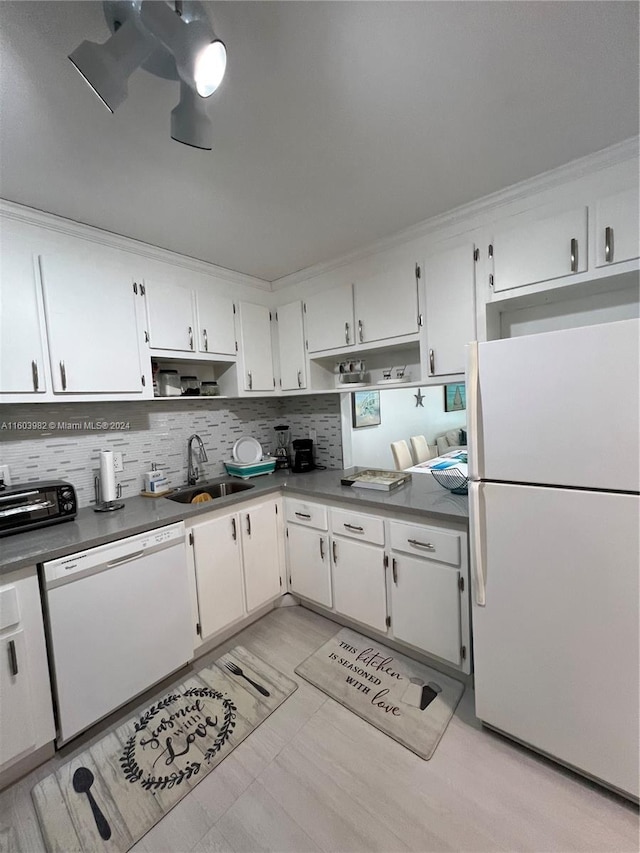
[273,425,291,470]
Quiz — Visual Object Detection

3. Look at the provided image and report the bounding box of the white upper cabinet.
[144,277,196,352]
[237,302,275,391]
[196,291,236,355]
[0,244,47,394]
[277,300,307,390]
[353,260,419,344]
[424,240,477,376]
[40,247,144,394]
[595,188,640,268]
[304,283,355,352]
[490,204,588,293]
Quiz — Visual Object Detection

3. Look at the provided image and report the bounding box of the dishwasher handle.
[106,550,145,569]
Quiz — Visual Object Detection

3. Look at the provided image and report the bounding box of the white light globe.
[194,40,226,97]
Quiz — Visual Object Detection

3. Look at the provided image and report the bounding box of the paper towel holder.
[93,475,124,513]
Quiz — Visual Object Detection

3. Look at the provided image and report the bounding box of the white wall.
[345,385,467,469]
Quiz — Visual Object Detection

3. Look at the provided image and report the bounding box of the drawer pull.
[8,639,18,676]
[295,511,311,519]
[392,558,398,585]
[408,538,435,550]
[319,537,325,560]
[344,523,364,532]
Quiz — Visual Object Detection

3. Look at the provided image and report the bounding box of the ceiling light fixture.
[68,1,226,150]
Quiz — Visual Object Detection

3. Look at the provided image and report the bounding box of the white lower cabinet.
[0,567,55,773]
[287,524,331,607]
[331,536,388,633]
[190,498,283,645]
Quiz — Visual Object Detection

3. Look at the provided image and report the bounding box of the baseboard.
[0,742,55,793]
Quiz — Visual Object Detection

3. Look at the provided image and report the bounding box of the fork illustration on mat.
[223,660,271,696]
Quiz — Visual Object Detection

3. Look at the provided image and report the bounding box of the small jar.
[157,370,181,397]
[180,375,200,395]
[201,381,220,397]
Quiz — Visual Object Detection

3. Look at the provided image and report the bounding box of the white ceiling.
[0,1,638,282]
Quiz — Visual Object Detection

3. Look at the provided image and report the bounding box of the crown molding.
[0,199,272,292]
[271,136,640,291]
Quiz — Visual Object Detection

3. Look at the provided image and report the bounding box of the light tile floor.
[1,605,638,852]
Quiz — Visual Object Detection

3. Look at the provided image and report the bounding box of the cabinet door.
[0,247,46,394]
[197,292,236,355]
[277,301,307,390]
[192,514,244,639]
[287,524,331,606]
[0,629,36,765]
[353,261,419,344]
[242,501,282,611]
[424,242,476,376]
[391,554,461,665]
[145,278,196,352]
[491,205,588,293]
[595,188,640,267]
[238,302,275,391]
[304,284,354,352]
[40,249,143,394]
[331,537,387,632]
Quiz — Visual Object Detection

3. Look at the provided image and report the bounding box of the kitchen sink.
[167,479,255,504]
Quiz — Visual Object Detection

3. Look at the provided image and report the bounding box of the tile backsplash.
[0,395,342,507]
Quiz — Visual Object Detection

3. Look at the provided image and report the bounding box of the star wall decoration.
[414,388,424,407]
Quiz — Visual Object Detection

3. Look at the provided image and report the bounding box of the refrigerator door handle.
[469,481,486,606]
[466,341,480,480]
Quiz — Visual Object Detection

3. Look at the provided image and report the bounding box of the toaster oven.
[0,480,77,537]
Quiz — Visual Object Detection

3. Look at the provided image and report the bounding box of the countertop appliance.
[274,425,291,470]
[292,438,315,473]
[42,522,192,744]
[467,318,639,799]
[0,481,76,537]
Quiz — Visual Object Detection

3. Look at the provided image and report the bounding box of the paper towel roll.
[99,451,117,503]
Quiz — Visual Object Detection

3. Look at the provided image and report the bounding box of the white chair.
[410,435,436,464]
[390,440,413,470]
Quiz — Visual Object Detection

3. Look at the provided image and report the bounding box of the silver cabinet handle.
[319,537,325,560]
[358,319,364,342]
[344,523,364,532]
[248,371,253,390]
[570,238,578,272]
[392,557,398,585]
[203,329,208,352]
[295,511,311,519]
[428,349,435,375]
[231,517,237,541]
[605,226,613,263]
[297,370,303,388]
[188,326,194,350]
[31,360,39,391]
[332,540,338,563]
[246,513,251,536]
[408,538,435,550]
[345,322,350,344]
[60,360,67,390]
[8,640,18,676]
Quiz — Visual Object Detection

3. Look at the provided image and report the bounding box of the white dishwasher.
[43,522,192,744]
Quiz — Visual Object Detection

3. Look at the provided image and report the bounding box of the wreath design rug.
[32,646,297,852]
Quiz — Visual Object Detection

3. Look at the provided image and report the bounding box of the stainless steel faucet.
[187,434,208,485]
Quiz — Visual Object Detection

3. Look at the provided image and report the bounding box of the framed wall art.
[352,390,381,428]
[444,383,466,412]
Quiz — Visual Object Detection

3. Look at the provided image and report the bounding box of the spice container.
[180,376,200,395]
[201,381,220,396]
[157,370,181,397]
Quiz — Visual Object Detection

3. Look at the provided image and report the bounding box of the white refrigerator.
[467,318,639,800]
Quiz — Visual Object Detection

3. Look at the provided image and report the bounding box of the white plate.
[232,436,263,464]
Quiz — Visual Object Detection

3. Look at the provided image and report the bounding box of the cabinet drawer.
[285,499,328,530]
[389,521,460,566]
[331,508,384,545]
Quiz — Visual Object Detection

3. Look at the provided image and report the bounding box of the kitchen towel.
[32,646,297,853]
[295,627,464,759]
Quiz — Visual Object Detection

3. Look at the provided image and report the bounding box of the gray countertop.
[0,468,468,575]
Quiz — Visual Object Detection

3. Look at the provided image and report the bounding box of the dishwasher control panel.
[43,522,185,584]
